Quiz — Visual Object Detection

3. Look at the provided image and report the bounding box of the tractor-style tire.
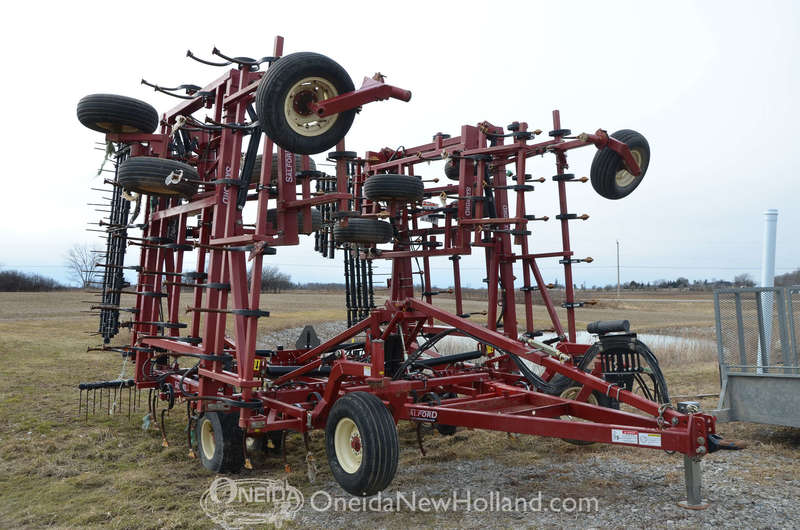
[325,392,399,496]
[363,174,425,203]
[256,52,356,155]
[333,218,393,245]
[196,412,245,473]
[248,153,317,183]
[266,208,322,234]
[589,129,650,200]
[118,157,198,197]
[77,94,159,134]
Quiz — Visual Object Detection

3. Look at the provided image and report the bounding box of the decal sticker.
[611,429,638,444]
[638,432,662,447]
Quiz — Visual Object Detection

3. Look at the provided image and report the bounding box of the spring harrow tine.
[210,47,277,70]
[416,423,426,456]
[281,430,290,474]
[160,409,169,447]
[187,402,197,458]
[140,79,201,100]
[185,49,230,67]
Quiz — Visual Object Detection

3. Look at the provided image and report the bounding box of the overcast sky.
[1,0,798,288]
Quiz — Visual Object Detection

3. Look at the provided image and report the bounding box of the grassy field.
[0,291,796,528]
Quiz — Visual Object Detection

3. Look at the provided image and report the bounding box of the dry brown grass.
[0,290,795,528]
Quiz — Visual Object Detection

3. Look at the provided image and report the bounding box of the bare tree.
[65,243,100,288]
[247,265,294,293]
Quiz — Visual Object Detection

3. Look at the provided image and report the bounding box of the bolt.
[697,436,705,445]
[671,417,679,426]
[696,446,707,454]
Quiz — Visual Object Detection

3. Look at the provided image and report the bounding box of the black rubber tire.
[77,94,159,134]
[249,153,317,183]
[590,129,650,200]
[444,159,460,181]
[363,174,424,203]
[266,208,322,234]
[196,412,244,473]
[118,157,198,197]
[443,158,479,181]
[333,218,393,245]
[256,52,356,155]
[325,392,399,496]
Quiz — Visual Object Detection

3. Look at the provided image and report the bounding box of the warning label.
[611,429,638,444]
[638,432,662,447]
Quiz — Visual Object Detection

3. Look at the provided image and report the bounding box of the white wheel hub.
[615,148,642,188]
[284,76,339,137]
[334,417,363,474]
[200,418,216,461]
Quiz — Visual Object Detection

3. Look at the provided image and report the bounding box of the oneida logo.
[200,477,303,529]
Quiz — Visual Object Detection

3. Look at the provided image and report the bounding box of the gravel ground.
[291,448,799,529]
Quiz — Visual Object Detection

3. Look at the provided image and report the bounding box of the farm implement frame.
[76,35,733,509]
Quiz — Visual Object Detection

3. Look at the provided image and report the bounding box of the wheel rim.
[559,386,598,422]
[614,149,642,188]
[334,417,362,474]
[200,418,216,461]
[283,76,340,137]
[95,122,140,134]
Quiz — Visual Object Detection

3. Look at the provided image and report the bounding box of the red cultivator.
[77,35,730,509]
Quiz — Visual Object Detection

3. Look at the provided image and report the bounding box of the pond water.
[434,331,716,356]
[541,331,716,351]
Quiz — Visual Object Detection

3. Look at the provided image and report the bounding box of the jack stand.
[678,455,709,510]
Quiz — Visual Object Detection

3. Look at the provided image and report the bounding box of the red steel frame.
[103,35,717,502]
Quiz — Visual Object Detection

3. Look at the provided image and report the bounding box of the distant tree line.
[775,268,800,287]
[0,270,66,292]
[594,274,756,292]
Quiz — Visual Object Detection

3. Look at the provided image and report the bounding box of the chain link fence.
[714,287,799,373]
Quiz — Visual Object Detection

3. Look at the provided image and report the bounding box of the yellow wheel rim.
[95,122,141,133]
[559,386,598,422]
[614,149,642,188]
[283,76,339,137]
[200,418,216,461]
[334,417,362,474]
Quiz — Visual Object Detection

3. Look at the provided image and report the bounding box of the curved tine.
[186,49,230,67]
[185,115,223,131]
[256,56,278,68]
[203,116,259,132]
[211,46,260,67]
[142,79,201,93]
[141,79,202,99]
[140,79,195,100]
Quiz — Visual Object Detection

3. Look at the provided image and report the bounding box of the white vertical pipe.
[758,209,778,373]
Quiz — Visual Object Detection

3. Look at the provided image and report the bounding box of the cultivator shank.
[76,35,730,508]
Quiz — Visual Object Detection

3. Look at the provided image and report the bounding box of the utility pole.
[616,240,620,299]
